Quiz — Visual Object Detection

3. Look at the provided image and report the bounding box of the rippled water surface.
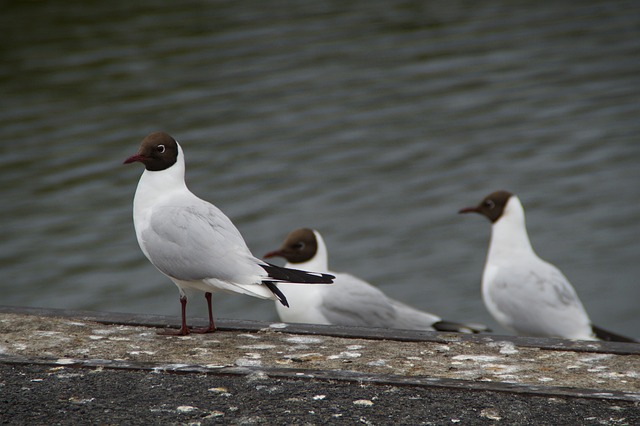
[2,1,639,338]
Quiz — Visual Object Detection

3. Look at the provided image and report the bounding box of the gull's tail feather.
[260,263,335,284]
[592,325,637,343]
[432,320,491,334]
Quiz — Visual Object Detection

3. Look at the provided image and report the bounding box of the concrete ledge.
[2,305,638,355]
[1,306,639,424]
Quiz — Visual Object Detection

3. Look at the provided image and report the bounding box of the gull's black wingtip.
[261,263,334,284]
[433,320,491,334]
[263,281,289,307]
[592,325,637,343]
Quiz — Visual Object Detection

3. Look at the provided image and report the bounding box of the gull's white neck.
[286,230,329,273]
[133,142,188,232]
[487,196,535,262]
[133,144,187,211]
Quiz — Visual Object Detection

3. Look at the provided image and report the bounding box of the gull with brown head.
[460,190,635,342]
[124,132,334,335]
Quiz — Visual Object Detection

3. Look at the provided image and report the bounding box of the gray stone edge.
[2,305,638,355]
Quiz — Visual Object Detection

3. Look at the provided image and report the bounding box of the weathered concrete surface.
[1,306,639,424]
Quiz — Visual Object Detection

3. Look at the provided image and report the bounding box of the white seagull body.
[460,190,635,342]
[265,228,488,333]
[124,132,333,335]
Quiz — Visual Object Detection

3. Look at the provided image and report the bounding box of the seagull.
[264,228,489,333]
[123,132,334,335]
[459,190,636,342]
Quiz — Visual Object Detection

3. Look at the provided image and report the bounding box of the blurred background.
[1,0,639,339]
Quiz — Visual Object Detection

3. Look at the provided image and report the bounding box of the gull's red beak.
[263,249,283,259]
[458,206,479,214]
[123,154,145,164]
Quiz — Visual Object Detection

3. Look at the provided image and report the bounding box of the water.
[1,0,639,338]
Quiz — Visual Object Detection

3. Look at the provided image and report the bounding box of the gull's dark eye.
[292,242,305,251]
[484,199,495,209]
[157,144,166,153]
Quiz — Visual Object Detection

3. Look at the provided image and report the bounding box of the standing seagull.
[459,190,635,342]
[124,132,334,335]
[264,228,489,333]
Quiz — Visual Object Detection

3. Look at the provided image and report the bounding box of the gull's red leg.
[192,292,216,333]
[158,295,190,336]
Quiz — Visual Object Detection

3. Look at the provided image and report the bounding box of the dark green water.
[1,0,639,338]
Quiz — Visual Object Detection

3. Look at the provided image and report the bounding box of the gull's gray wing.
[141,198,261,283]
[321,274,476,331]
[319,273,404,328]
[322,274,487,332]
[486,260,592,337]
[385,299,442,330]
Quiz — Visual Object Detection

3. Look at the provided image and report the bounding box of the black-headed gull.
[124,132,333,335]
[459,190,635,342]
[264,228,489,333]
